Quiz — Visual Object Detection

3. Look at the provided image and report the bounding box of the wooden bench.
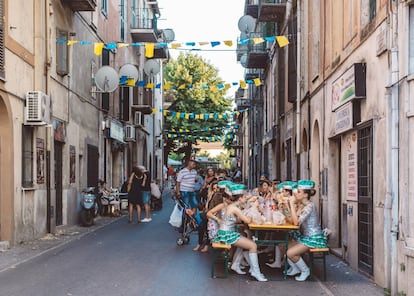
[211,242,232,278]
[308,247,330,281]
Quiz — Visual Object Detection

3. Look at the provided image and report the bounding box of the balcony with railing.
[63,0,96,11]
[258,0,287,23]
[245,22,276,68]
[131,8,159,42]
[132,87,153,114]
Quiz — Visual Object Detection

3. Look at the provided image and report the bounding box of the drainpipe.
[296,0,301,157]
[385,1,399,294]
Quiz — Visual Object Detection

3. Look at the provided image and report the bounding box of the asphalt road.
[0,196,383,296]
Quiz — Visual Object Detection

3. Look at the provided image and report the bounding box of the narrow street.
[0,196,383,296]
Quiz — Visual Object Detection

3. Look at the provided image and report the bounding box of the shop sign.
[331,63,366,111]
[344,132,358,202]
[334,102,353,135]
[53,119,66,142]
[109,119,125,143]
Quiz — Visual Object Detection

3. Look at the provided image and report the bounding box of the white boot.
[286,258,300,276]
[248,253,268,282]
[294,257,310,281]
[240,251,250,267]
[265,245,282,268]
[231,248,246,275]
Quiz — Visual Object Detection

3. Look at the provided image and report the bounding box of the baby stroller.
[176,198,198,246]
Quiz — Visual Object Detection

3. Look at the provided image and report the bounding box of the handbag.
[168,202,182,228]
[207,218,219,240]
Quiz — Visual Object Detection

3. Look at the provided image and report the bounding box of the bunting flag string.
[119,77,261,90]
[164,124,239,135]
[166,133,234,142]
[56,34,289,57]
[152,107,249,120]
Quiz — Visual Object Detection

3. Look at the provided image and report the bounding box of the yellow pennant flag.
[67,40,79,46]
[209,114,214,119]
[171,43,182,49]
[195,114,200,119]
[163,83,171,90]
[253,78,262,86]
[176,112,181,119]
[163,110,168,116]
[178,84,186,89]
[152,108,157,114]
[276,36,290,47]
[218,114,223,119]
[185,114,190,119]
[146,83,154,89]
[127,78,135,86]
[224,83,231,90]
[223,40,233,47]
[252,37,265,45]
[240,80,247,89]
[199,42,209,46]
[145,43,155,58]
[118,43,129,48]
[94,43,104,56]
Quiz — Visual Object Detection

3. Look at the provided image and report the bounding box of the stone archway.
[0,94,14,244]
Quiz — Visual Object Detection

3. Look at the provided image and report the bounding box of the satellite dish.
[238,15,256,34]
[119,64,139,82]
[240,54,247,68]
[144,59,160,76]
[162,29,175,43]
[94,66,119,92]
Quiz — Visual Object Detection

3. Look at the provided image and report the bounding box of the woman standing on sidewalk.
[127,167,144,224]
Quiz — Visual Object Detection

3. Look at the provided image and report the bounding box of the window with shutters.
[0,0,5,79]
[56,30,69,76]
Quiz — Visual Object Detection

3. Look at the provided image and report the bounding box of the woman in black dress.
[127,166,144,223]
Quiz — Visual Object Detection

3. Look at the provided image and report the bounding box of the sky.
[157,0,246,98]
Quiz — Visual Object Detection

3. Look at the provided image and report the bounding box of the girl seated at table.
[285,180,328,281]
[207,186,268,282]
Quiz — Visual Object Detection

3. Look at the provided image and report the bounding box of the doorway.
[54,142,63,226]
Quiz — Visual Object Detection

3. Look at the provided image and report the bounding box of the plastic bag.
[243,206,265,224]
[151,182,162,199]
[272,210,286,225]
[168,203,182,228]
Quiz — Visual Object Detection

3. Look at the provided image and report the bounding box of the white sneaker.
[141,218,152,222]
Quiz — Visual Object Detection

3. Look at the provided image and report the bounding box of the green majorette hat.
[277,182,285,190]
[228,183,247,195]
[283,181,297,190]
[217,180,232,189]
[297,180,315,190]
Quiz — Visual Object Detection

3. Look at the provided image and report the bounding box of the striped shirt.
[176,168,197,192]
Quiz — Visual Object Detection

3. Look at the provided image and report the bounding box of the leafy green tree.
[163,53,232,163]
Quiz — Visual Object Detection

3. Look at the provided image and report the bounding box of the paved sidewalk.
[0,215,121,272]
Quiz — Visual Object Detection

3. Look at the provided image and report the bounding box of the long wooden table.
[248,223,299,280]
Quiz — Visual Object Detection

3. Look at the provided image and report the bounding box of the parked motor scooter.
[80,187,99,226]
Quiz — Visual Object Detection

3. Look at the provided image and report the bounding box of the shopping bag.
[168,203,182,228]
[151,182,162,199]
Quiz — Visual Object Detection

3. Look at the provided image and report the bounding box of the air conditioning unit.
[124,125,136,142]
[24,91,51,125]
[134,111,143,126]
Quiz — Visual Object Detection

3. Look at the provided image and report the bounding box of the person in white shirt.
[176,159,199,212]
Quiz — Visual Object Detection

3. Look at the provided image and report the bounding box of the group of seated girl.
[203,179,328,282]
